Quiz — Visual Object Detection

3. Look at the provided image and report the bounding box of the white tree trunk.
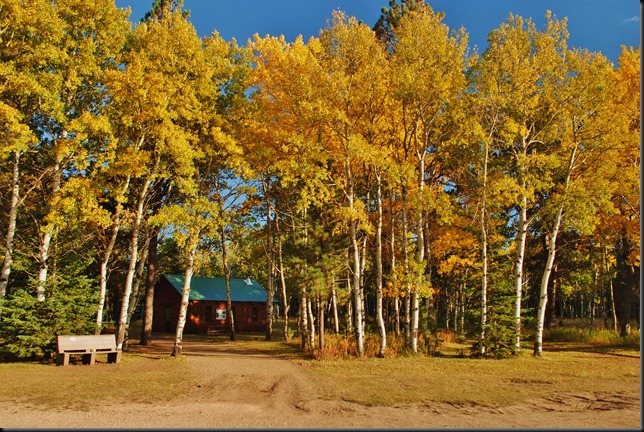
[117,175,152,349]
[263,179,274,341]
[604,247,618,333]
[513,193,528,355]
[331,284,340,334]
[96,176,131,334]
[534,145,576,356]
[94,195,129,334]
[411,154,425,353]
[299,290,308,349]
[346,156,364,356]
[401,185,411,347]
[220,224,235,341]
[479,140,489,357]
[0,151,21,301]
[274,212,290,341]
[307,296,315,348]
[375,171,387,357]
[172,245,195,357]
[123,234,150,349]
[36,162,62,302]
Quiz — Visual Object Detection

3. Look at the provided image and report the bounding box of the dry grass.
[1,327,639,411]
[241,327,640,408]
[0,351,195,410]
[296,348,640,407]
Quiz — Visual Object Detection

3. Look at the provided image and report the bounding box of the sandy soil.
[1,337,640,429]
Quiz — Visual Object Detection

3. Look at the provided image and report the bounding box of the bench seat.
[56,334,121,366]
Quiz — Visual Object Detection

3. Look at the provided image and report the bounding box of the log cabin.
[153,274,277,334]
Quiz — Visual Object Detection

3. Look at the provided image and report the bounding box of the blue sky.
[114,0,640,64]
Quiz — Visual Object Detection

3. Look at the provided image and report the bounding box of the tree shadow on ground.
[543,342,640,357]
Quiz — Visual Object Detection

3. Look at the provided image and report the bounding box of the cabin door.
[165,306,172,332]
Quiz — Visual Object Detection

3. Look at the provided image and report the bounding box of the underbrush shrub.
[0,275,98,360]
[313,332,425,359]
[478,319,515,359]
[385,333,407,357]
[313,333,355,360]
[435,330,456,344]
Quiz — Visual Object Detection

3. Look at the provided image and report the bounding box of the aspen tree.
[0,0,128,302]
[390,7,468,351]
[316,12,391,356]
[248,34,334,347]
[0,0,60,301]
[533,49,614,356]
[595,47,640,336]
[478,12,569,354]
[109,9,216,349]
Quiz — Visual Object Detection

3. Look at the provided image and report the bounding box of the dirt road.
[1,338,640,429]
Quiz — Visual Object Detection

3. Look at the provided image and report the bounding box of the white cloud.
[623,16,640,23]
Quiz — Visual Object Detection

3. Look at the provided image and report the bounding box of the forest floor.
[1,333,640,429]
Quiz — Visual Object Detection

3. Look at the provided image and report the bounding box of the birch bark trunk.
[604,247,618,333]
[534,145,577,356]
[307,296,315,349]
[96,220,120,334]
[347,156,364,356]
[375,170,387,357]
[401,185,411,347]
[117,174,153,349]
[331,283,340,334]
[172,245,195,357]
[411,153,425,353]
[96,176,131,334]
[0,151,21,302]
[513,192,528,355]
[317,294,324,350]
[36,161,62,301]
[124,234,150,350]
[274,211,290,341]
[479,140,489,357]
[220,224,235,341]
[299,290,308,349]
[263,178,274,341]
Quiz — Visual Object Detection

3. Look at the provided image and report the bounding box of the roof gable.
[162,274,275,303]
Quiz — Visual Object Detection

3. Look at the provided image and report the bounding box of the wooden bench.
[56,335,121,366]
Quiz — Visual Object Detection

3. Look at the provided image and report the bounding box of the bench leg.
[107,351,121,364]
[56,353,70,366]
[82,352,96,365]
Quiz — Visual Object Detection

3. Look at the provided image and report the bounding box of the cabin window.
[216,308,226,320]
[252,306,258,322]
[205,306,212,322]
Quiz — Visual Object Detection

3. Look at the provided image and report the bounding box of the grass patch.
[0,354,195,410]
[240,332,640,409]
[1,326,639,412]
[545,327,640,345]
[214,332,306,360]
[297,349,640,408]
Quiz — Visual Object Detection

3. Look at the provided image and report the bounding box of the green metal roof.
[162,274,276,303]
